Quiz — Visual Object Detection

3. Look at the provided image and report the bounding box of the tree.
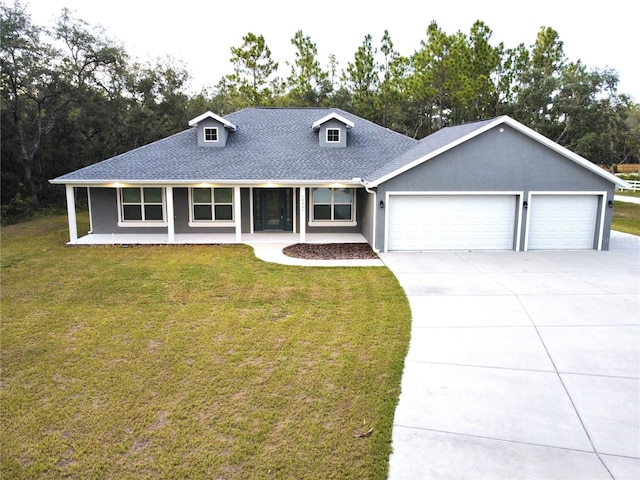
[345,34,379,121]
[226,33,279,107]
[285,30,329,105]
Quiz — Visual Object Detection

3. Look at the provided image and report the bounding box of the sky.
[25,0,638,101]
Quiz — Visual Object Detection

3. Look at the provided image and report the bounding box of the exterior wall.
[317,119,347,148]
[302,187,364,234]
[374,125,616,251]
[90,188,168,234]
[89,187,245,235]
[196,117,229,147]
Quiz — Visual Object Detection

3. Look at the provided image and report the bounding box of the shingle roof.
[52,107,417,183]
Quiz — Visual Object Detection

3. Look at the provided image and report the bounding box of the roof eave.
[188,111,237,131]
[50,178,367,187]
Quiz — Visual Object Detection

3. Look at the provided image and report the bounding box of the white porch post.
[65,185,78,244]
[234,186,242,242]
[299,187,306,243]
[166,186,175,243]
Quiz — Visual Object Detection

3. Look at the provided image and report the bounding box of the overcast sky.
[26,0,638,102]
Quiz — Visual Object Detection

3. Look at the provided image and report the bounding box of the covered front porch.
[70,232,370,246]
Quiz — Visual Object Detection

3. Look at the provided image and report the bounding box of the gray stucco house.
[51,107,627,251]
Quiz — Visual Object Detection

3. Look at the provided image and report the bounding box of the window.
[326,128,340,143]
[204,127,218,142]
[190,187,234,224]
[311,188,355,224]
[119,187,165,223]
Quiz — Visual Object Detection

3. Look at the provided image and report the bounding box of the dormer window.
[327,128,340,143]
[312,112,354,148]
[204,127,218,142]
[189,111,237,148]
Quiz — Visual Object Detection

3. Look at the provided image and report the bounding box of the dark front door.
[254,188,293,231]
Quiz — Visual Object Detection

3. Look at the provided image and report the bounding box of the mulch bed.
[282,242,379,260]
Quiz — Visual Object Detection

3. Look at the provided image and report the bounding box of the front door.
[253,188,293,231]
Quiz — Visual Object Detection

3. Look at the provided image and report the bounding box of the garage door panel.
[527,195,598,250]
[388,195,517,251]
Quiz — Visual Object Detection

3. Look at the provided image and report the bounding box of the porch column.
[299,187,306,243]
[65,185,78,244]
[234,186,242,242]
[166,186,175,243]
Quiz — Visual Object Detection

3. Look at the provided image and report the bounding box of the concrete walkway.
[615,194,640,204]
[381,231,640,480]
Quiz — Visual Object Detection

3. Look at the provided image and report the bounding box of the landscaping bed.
[283,242,379,260]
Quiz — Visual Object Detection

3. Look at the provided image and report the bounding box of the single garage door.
[527,194,599,250]
[387,195,517,251]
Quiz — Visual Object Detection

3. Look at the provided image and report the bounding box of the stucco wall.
[374,125,616,251]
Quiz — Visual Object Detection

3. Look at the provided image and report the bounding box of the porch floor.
[72,232,369,246]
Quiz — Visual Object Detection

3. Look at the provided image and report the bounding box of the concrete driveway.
[380,231,640,480]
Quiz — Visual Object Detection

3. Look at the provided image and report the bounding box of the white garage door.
[527,195,599,250]
[388,195,517,251]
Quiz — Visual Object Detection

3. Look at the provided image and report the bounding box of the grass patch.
[1,214,411,479]
[616,190,640,198]
[612,201,640,236]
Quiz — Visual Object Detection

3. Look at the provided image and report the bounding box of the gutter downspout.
[363,182,379,253]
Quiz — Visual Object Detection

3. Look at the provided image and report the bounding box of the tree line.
[2,0,639,223]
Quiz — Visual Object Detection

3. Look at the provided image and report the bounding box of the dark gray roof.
[52,107,417,183]
[364,118,498,183]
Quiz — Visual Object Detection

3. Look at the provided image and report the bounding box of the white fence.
[616,180,640,192]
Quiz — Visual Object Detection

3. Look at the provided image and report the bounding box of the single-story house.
[51,107,628,251]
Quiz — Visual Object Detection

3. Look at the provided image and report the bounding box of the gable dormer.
[189,111,237,148]
[312,112,354,148]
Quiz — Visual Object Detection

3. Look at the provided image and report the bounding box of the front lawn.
[612,201,640,236]
[1,214,411,479]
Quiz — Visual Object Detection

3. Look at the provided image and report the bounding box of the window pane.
[327,129,340,142]
[334,188,352,204]
[144,188,163,203]
[314,205,331,220]
[194,204,212,220]
[215,205,233,220]
[122,188,141,203]
[123,204,142,220]
[193,188,212,204]
[313,188,331,203]
[334,204,352,220]
[144,205,164,221]
[204,128,217,141]
[214,188,233,203]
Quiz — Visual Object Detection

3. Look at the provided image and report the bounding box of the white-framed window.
[118,187,167,226]
[310,187,356,226]
[189,187,234,226]
[326,128,340,143]
[204,127,218,142]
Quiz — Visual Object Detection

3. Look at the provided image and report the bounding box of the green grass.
[1,214,411,479]
[612,201,640,236]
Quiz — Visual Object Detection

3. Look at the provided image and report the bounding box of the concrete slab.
[385,232,640,478]
[407,295,533,327]
[394,272,511,296]
[393,362,593,451]
[388,427,611,480]
[538,325,640,377]
[377,252,479,273]
[406,327,555,371]
[518,294,640,326]
[561,373,640,458]
[600,454,640,480]
[486,271,614,295]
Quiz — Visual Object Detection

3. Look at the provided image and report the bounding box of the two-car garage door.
[387,195,517,251]
[386,194,601,251]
